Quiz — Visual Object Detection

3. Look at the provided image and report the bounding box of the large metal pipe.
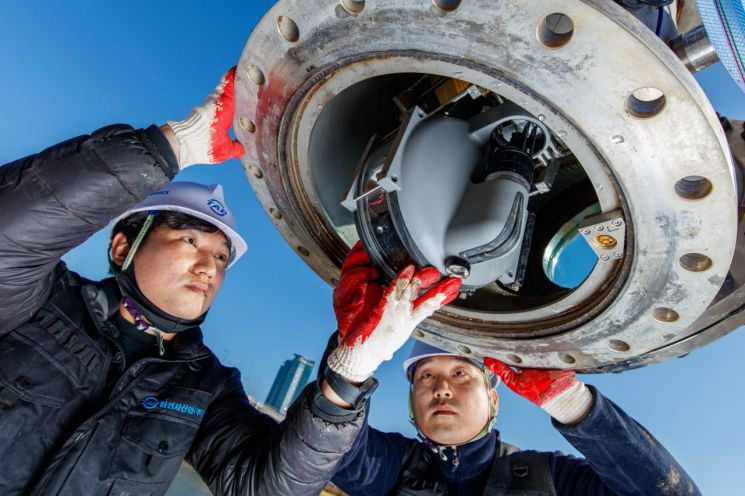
[670,25,720,72]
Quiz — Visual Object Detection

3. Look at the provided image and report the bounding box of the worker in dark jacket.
[0,68,460,495]
[327,247,701,496]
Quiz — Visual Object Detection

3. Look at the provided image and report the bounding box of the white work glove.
[327,242,462,383]
[167,66,245,169]
[485,359,594,425]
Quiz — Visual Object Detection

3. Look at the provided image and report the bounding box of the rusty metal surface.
[233,0,737,371]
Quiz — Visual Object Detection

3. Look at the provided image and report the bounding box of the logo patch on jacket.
[140,396,205,417]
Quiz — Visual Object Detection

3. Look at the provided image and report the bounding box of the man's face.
[123,225,229,320]
[411,356,497,446]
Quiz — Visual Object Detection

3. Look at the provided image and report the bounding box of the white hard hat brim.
[111,204,247,268]
[403,341,500,387]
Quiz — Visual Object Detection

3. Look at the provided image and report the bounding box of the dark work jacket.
[332,388,701,496]
[0,125,364,495]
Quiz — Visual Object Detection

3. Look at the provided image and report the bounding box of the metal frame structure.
[233,0,740,371]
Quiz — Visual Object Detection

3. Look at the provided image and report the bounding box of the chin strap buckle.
[122,296,166,356]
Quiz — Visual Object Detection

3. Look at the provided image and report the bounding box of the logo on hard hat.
[207,199,227,217]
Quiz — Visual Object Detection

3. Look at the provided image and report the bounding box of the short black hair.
[112,211,231,251]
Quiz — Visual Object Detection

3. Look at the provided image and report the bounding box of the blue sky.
[1,2,743,494]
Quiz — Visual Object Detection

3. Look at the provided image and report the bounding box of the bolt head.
[594,234,617,249]
[581,228,591,235]
[595,225,604,231]
[612,219,623,226]
[600,254,610,261]
[446,265,470,279]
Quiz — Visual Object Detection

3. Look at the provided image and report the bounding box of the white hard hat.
[403,340,499,387]
[111,181,247,267]
[404,340,500,445]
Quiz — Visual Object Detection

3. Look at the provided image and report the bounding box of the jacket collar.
[80,277,211,361]
[432,430,499,482]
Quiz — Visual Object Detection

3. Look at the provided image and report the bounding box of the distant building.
[265,354,316,414]
[247,395,285,422]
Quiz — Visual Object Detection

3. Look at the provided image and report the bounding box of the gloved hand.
[328,242,462,383]
[167,67,245,168]
[484,358,594,425]
[332,241,383,337]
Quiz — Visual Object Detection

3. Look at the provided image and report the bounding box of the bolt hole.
[537,13,575,49]
[246,65,265,86]
[277,16,300,43]
[679,253,712,272]
[505,353,522,364]
[269,208,282,220]
[390,174,399,183]
[412,329,425,339]
[297,246,310,257]
[558,353,576,364]
[432,0,462,13]
[626,87,666,118]
[340,0,365,15]
[239,117,256,134]
[652,307,679,322]
[246,164,263,179]
[608,339,631,352]
[456,344,472,355]
[675,176,712,200]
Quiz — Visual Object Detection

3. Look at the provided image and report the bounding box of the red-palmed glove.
[484,358,594,425]
[167,67,245,168]
[328,243,462,383]
[332,242,384,336]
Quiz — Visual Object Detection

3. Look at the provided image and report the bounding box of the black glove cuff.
[141,124,180,178]
[324,367,379,409]
[310,379,364,423]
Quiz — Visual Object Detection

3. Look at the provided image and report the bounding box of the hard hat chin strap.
[108,213,207,342]
[122,295,167,356]
[120,213,156,271]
